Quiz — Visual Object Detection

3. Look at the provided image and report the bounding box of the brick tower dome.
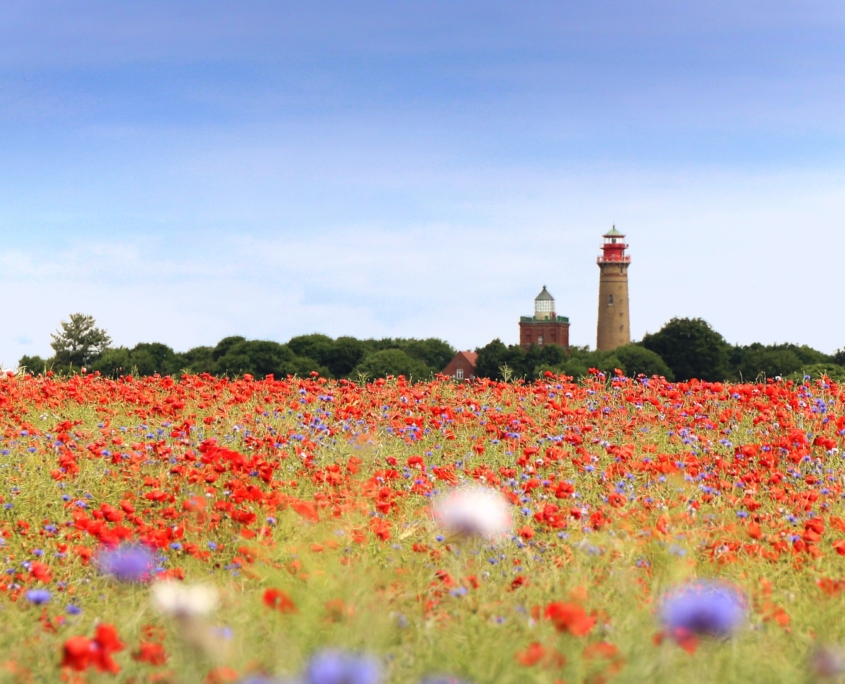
[519,286,570,350]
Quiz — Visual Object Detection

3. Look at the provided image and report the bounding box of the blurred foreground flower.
[151,580,229,661]
[659,580,747,650]
[305,649,381,684]
[432,485,512,542]
[97,543,155,582]
[61,624,125,674]
[25,589,51,605]
[152,580,219,619]
[809,645,845,680]
[544,602,596,637]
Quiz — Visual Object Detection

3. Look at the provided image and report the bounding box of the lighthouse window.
[608,294,614,305]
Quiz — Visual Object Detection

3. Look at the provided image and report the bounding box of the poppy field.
[1,369,844,683]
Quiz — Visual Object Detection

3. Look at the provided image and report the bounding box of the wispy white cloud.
[2,162,845,368]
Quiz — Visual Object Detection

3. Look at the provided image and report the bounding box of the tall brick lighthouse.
[596,226,631,351]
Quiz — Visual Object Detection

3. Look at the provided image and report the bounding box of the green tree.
[50,313,112,367]
[17,355,50,374]
[614,344,674,380]
[353,349,431,380]
[564,347,622,378]
[215,340,328,378]
[177,346,215,374]
[524,344,567,378]
[788,363,845,382]
[130,342,180,376]
[215,340,290,377]
[212,336,247,362]
[641,318,730,381]
[474,339,529,380]
[89,343,181,377]
[89,348,132,377]
[556,356,590,379]
[785,344,831,366]
[325,336,367,377]
[288,334,335,366]
[402,338,457,371]
[731,345,803,381]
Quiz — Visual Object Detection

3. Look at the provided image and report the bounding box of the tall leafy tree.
[50,313,112,367]
[212,336,247,361]
[474,339,528,380]
[324,337,367,378]
[641,317,730,381]
[129,343,180,376]
[352,349,431,380]
[288,334,335,365]
[613,344,674,380]
[177,346,215,374]
[730,344,803,381]
[214,339,328,378]
[402,338,457,371]
[17,355,50,374]
[88,348,132,377]
[524,344,567,376]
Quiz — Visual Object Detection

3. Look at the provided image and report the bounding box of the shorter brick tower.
[596,226,631,351]
[519,286,570,350]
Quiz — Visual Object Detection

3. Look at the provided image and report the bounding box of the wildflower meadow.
[0,368,844,683]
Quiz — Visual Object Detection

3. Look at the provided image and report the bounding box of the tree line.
[20,314,456,380]
[19,313,845,383]
[475,317,845,382]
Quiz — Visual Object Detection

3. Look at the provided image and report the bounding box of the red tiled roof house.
[442,351,478,381]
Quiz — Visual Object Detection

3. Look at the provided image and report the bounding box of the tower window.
[608,294,614,305]
[456,368,464,380]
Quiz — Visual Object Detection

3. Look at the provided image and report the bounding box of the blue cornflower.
[97,543,155,582]
[304,650,381,684]
[660,580,746,638]
[25,589,51,605]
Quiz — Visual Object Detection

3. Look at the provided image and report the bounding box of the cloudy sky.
[1,1,843,365]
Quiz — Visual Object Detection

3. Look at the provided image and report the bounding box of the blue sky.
[1,1,844,365]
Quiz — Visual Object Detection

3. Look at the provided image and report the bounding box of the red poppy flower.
[544,602,596,637]
[263,588,297,613]
[133,641,168,666]
[61,636,92,672]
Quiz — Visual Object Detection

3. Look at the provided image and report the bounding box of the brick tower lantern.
[519,286,570,350]
[596,226,631,351]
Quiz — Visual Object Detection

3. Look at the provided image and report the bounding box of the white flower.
[151,581,219,619]
[432,485,513,542]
